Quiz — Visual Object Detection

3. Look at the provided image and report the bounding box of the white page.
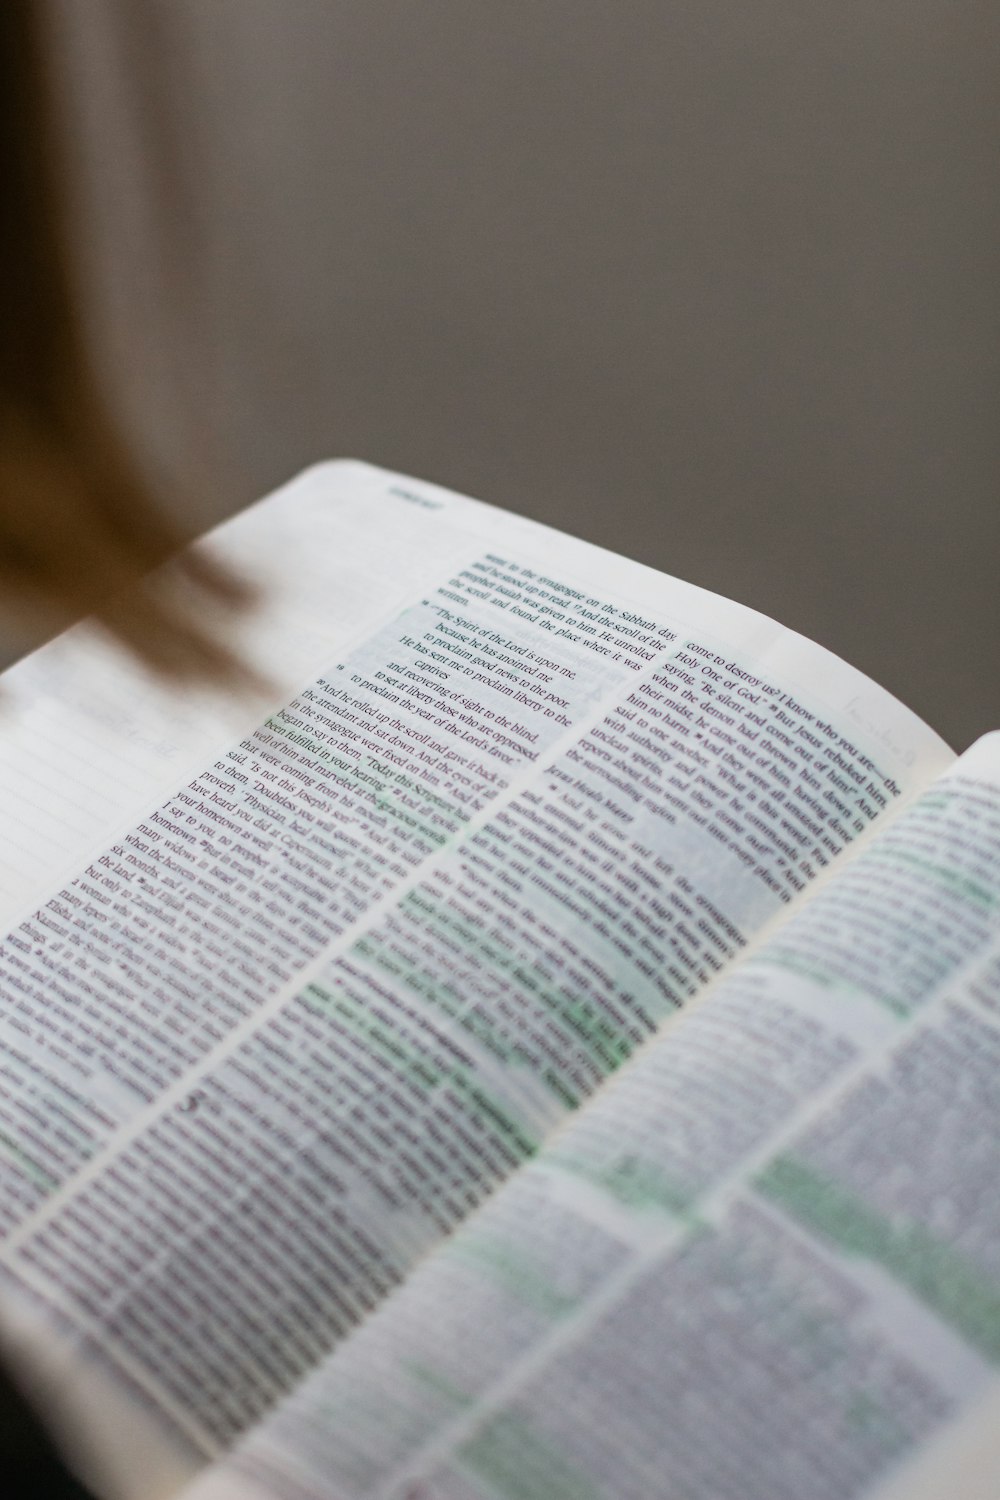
[0,461,953,1499]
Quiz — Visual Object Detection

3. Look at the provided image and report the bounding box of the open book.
[0,460,998,1500]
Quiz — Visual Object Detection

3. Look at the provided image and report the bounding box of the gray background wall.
[48,0,1000,748]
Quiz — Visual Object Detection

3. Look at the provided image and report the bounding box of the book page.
[181,736,1000,1500]
[0,462,949,1497]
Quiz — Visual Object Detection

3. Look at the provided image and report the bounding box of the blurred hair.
[0,0,250,681]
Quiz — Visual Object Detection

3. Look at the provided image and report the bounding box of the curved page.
[0,461,950,1498]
